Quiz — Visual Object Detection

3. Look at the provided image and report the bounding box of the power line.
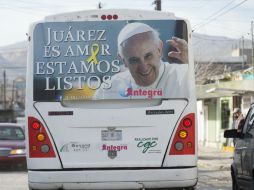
[193,0,248,31]
[192,32,247,47]
[193,35,238,42]
[192,18,250,23]
[163,0,232,2]
[204,21,249,36]
[193,0,237,30]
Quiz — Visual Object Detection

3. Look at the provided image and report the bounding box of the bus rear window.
[33,20,190,102]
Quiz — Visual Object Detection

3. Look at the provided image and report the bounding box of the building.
[196,55,254,148]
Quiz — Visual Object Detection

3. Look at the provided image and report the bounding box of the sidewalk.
[198,146,234,171]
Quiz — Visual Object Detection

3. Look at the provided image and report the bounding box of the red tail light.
[101,14,118,20]
[28,117,56,158]
[32,121,40,130]
[113,14,118,20]
[101,15,107,20]
[107,15,113,20]
[169,113,195,155]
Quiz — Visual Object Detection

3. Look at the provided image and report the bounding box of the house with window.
[195,55,254,148]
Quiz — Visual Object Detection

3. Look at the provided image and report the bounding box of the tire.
[184,187,196,190]
[232,170,239,190]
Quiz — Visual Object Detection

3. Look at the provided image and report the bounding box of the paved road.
[0,171,28,190]
[197,146,233,190]
[0,146,233,190]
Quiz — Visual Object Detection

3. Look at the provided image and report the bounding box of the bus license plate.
[101,130,122,141]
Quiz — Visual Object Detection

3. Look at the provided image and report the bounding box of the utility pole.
[241,36,245,68]
[98,2,102,9]
[12,80,15,108]
[154,0,161,11]
[3,70,6,110]
[251,21,254,75]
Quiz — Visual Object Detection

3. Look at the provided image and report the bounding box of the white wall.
[197,100,205,145]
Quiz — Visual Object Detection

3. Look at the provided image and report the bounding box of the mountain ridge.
[0,33,252,81]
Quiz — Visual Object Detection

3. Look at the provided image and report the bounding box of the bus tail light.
[28,117,56,158]
[169,113,195,155]
[101,14,118,20]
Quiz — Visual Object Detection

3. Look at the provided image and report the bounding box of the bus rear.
[26,9,197,190]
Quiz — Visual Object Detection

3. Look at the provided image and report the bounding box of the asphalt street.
[0,145,234,190]
[197,145,233,190]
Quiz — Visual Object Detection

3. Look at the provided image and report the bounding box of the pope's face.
[121,32,162,87]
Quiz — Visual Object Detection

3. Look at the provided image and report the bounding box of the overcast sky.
[0,0,253,47]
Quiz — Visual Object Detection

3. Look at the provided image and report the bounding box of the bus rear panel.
[26,9,197,190]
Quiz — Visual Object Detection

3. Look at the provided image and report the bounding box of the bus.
[26,9,197,190]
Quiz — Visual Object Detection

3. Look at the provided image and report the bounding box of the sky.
[0,0,253,47]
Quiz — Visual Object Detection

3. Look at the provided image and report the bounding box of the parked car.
[224,103,254,190]
[0,123,26,169]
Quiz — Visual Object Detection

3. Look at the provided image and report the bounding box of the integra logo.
[102,144,127,159]
[102,144,128,151]
[119,87,163,98]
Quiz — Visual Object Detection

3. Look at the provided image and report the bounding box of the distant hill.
[0,33,252,83]
[0,41,27,53]
[192,33,251,62]
[0,42,27,82]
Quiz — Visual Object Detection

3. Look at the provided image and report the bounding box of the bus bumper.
[28,167,197,189]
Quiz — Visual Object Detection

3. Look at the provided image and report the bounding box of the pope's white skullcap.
[118,22,154,48]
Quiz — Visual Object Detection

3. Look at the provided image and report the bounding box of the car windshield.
[0,127,25,140]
